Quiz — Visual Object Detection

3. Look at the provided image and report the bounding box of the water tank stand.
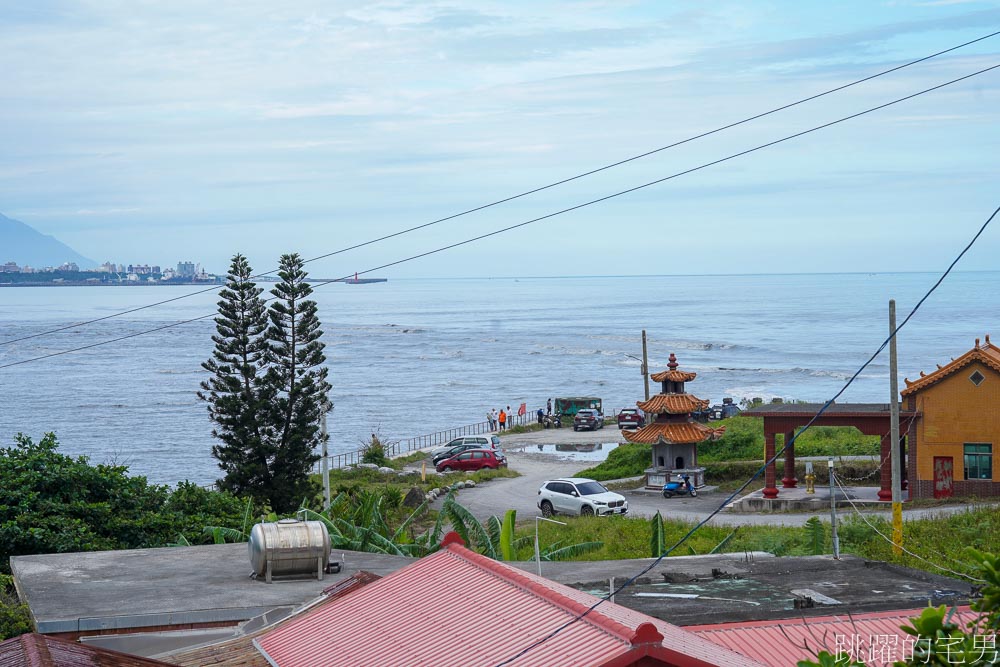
[262,556,326,584]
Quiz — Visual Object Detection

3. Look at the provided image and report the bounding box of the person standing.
[506,405,513,429]
[491,408,499,431]
[546,398,552,414]
[486,409,494,431]
[498,408,507,431]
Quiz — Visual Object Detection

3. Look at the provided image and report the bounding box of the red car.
[617,408,645,429]
[435,449,507,473]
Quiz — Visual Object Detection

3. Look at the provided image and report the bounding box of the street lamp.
[535,516,567,576]
[624,353,649,401]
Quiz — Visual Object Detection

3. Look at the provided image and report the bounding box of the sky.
[1,1,999,278]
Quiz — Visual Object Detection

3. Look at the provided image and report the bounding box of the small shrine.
[622,353,725,489]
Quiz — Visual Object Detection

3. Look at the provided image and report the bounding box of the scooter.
[542,412,563,429]
[662,475,697,498]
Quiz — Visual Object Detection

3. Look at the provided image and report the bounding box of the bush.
[0,575,31,640]
[361,435,390,467]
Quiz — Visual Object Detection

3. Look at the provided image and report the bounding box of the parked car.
[537,478,628,517]
[616,408,645,430]
[430,435,500,460]
[573,409,604,431]
[436,449,507,473]
[708,398,741,421]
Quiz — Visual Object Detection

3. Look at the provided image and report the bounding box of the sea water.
[0,272,996,485]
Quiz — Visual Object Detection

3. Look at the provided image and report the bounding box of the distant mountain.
[0,212,96,269]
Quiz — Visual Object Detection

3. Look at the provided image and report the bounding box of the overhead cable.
[1,65,997,372]
[493,201,1000,666]
[3,29,998,348]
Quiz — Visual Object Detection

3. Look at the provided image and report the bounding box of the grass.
[310,464,519,499]
[517,505,1000,577]
[579,417,881,482]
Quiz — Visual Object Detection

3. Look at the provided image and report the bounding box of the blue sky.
[1,1,998,277]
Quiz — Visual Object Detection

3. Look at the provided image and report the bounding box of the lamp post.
[321,400,333,511]
[535,516,566,576]
[624,353,649,401]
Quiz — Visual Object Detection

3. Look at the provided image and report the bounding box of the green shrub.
[0,574,31,640]
[361,436,390,467]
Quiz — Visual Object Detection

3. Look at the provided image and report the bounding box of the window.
[964,443,993,480]
[970,370,986,386]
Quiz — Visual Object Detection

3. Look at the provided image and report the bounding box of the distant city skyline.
[1,2,999,278]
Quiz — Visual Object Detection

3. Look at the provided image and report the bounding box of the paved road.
[416,427,989,527]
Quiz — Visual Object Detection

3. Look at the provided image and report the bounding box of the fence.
[317,409,541,471]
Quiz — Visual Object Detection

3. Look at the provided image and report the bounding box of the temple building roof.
[637,394,709,415]
[901,335,1000,396]
[623,421,725,445]
[649,352,697,383]
[650,368,697,383]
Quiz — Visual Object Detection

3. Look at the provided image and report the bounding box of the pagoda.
[622,353,725,489]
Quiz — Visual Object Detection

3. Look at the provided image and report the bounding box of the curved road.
[416,427,987,527]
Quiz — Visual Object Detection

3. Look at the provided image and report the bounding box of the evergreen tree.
[198,254,271,501]
[262,253,330,512]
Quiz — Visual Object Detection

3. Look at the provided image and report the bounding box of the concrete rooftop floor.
[12,543,974,636]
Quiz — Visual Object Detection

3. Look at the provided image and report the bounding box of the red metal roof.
[254,533,760,667]
[0,634,176,667]
[689,606,982,667]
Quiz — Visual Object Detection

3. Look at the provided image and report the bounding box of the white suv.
[537,478,628,517]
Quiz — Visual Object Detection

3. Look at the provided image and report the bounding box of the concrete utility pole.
[321,401,332,511]
[641,330,650,401]
[889,300,903,556]
[829,458,840,559]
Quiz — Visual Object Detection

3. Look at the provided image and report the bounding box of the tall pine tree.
[198,254,271,502]
[262,253,330,512]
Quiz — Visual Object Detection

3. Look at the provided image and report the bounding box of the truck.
[554,397,602,417]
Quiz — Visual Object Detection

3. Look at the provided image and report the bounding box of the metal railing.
[317,409,541,471]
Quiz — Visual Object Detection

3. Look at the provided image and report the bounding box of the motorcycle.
[542,412,563,429]
[662,475,697,498]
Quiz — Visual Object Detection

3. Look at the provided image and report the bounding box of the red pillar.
[763,431,779,499]
[877,433,892,501]
[782,430,798,488]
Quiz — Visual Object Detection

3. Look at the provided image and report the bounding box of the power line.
[494,201,1000,666]
[3,29,998,349]
[1,65,997,372]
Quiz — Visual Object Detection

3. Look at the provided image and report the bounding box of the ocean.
[1,272,995,486]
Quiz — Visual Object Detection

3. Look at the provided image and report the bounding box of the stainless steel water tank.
[248,519,331,583]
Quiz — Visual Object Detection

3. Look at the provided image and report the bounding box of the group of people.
[487,406,515,431]
[487,399,556,431]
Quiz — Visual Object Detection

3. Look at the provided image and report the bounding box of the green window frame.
[963,443,993,480]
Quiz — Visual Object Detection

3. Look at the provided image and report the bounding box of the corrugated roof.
[169,571,380,667]
[689,606,982,667]
[901,337,1000,396]
[623,421,724,445]
[254,534,761,667]
[0,634,176,667]
[637,394,709,415]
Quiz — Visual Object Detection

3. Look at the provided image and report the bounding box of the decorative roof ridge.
[440,534,644,646]
[902,335,1000,396]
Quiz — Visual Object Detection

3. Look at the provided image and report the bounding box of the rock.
[403,486,425,508]
[357,463,378,469]
[465,480,476,488]
[455,481,466,489]
[378,466,395,475]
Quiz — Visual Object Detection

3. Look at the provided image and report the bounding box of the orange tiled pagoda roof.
[637,394,709,414]
[623,422,724,445]
[650,369,697,383]
[901,336,1000,396]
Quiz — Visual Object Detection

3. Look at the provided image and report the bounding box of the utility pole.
[641,330,650,401]
[829,458,840,559]
[889,300,903,556]
[321,401,332,511]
